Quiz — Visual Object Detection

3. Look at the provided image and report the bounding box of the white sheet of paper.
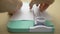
[10,2,52,21]
[10,2,34,20]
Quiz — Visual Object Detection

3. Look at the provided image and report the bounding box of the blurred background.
[0,0,60,34]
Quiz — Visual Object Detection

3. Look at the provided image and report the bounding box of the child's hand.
[0,0,22,17]
[39,3,49,12]
[39,0,54,12]
[8,10,16,16]
[29,0,54,12]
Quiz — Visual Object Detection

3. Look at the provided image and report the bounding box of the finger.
[40,3,49,12]
[36,4,39,7]
[29,1,34,9]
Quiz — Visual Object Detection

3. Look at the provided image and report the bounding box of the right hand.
[39,3,49,12]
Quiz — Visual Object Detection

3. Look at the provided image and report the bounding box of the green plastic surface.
[45,20,54,27]
[7,20,34,32]
[7,20,54,32]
